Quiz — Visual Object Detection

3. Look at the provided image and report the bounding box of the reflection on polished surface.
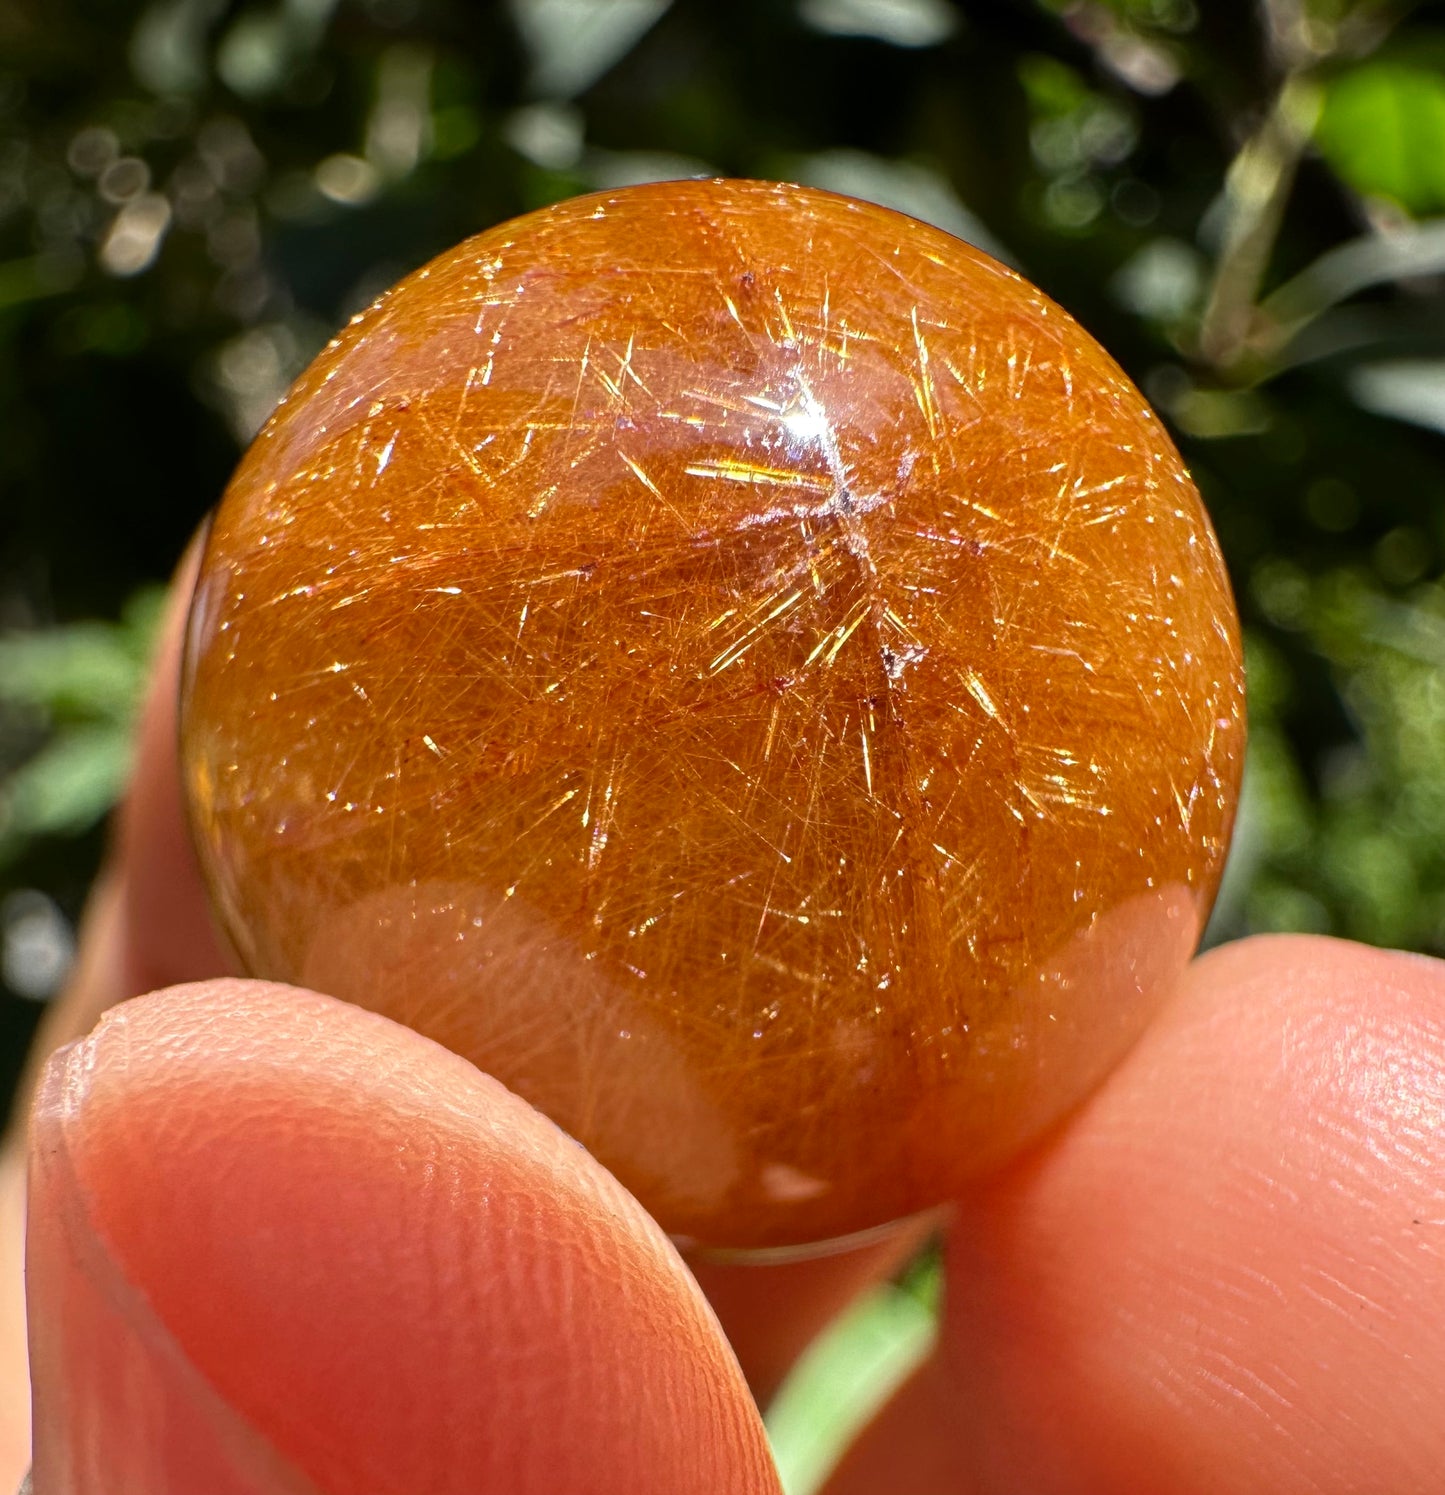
[181,179,1244,1251]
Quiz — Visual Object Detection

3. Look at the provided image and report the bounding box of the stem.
[1196,71,1322,372]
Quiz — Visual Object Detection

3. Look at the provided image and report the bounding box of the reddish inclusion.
[181,180,1244,1252]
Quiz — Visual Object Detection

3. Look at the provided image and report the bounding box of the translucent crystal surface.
[181,180,1245,1251]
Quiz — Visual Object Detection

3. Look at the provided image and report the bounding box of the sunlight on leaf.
[1349,359,1445,434]
[1316,57,1445,213]
[508,0,672,98]
[798,0,958,49]
[1110,236,1205,323]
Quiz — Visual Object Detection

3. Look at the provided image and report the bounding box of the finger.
[28,979,781,1495]
[116,533,230,998]
[48,534,947,1411]
[0,537,217,1488]
[0,873,136,1488]
[12,538,225,1116]
[73,532,929,1407]
[825,934,1445,1495]
[0,543,228,1485]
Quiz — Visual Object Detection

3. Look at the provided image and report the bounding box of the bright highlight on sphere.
[181,179,1245,1253]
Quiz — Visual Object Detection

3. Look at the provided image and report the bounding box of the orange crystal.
[181,180,1244,1252]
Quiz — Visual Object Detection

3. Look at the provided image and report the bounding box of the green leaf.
[1018,53,1091,119]
[766,1276,938,1495]
[798,0,958,49]
[507,0,672,99]
[0,585,166,724]
[0,723,135,844]
[0,585,167,863]
[0,625,146,721]
[1349,358,1445,435]
[1316,57,1445,212]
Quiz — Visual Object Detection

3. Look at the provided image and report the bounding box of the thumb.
[26,979,780,1495]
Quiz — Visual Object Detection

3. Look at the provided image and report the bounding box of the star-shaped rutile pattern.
[182,179,1244,1252]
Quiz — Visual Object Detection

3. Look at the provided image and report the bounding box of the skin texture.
[829,935,1445,1495]
[4,554,1444,1492]
[29,981,782,1495]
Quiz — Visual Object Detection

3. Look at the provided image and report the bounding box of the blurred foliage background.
[7,0,1445,1468]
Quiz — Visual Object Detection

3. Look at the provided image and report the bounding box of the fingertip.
[27,1002,318,1495]
[28,981,780,1494]
[941,934,1445,1495]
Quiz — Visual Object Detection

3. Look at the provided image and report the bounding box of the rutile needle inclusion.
[181,179,1245,1253]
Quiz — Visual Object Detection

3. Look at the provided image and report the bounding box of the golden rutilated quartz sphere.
[181,179,1244,1252]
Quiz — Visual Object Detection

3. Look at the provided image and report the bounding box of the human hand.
[2,556,1443,1494]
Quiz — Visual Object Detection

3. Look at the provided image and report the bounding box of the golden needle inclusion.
[181,179,1244,1252]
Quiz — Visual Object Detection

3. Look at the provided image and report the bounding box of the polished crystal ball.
[181,179,1244,1252]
